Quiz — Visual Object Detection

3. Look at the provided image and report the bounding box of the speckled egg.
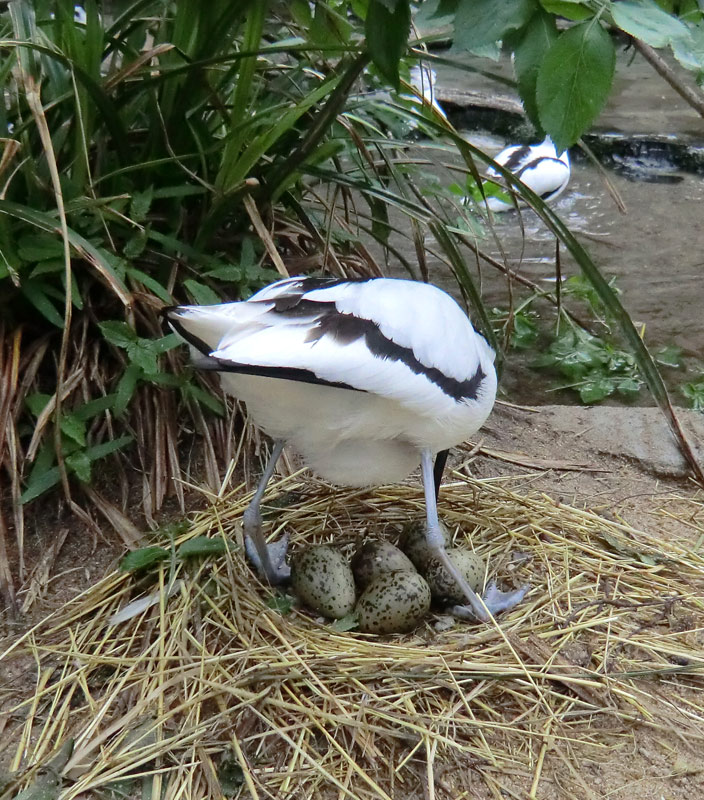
[351,540,417,590]
[356,571,431,634]
[398,519,450,570]
[291,545,356,619]
[423,548,486,604]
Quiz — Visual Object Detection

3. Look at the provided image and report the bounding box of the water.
[392,50,704,404]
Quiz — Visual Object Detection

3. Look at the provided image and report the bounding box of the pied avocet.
[165,276,526,621]
[484,136,570,212]
[407,64,447,120]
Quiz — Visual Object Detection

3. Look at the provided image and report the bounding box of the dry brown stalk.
[1,471,702,800]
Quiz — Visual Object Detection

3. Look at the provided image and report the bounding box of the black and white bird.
[484,136,570,212]
[406,65,447,121]
[165,276,526,621]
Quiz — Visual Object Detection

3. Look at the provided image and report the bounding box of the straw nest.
[2,469,704,800]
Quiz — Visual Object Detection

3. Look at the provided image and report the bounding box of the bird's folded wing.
[210,319,483,415]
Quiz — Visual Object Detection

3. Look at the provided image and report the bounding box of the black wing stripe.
[166,282,487,403]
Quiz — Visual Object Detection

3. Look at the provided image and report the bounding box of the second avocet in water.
[483,136,570,212]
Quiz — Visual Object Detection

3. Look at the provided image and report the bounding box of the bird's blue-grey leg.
[243,440,291,584]
[420,449,528,621]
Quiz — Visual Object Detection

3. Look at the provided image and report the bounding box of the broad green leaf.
[365,0,411,88]
[60,413,87,447]
[536,21,615,151]
[17,233,63,262]
[130,187,153,223]
[177,537,228,558]
[123,231,148,259]
[20,466,61,504]
[266,594,294,615]
[183,279,221,305]
[184,384,226,416]
[579,377,613,404]
[0,201,131,306]
[21,280,65,327]
[151,334,181,354]
[66,450,91,482]
[73,394,118,420]
[26,393,52,417]
[511,10,558,129]
[655,345,683,368]
[671,21,704,72]
[126,340,159,375]
[99,320,137,349]
[330,612,359,631]
[126,267,173,304]
[539,0,593,20]
[115,364,142,416]
[453,0,536,53]
[119,546,169,572]
[429,0,460,18]
[29,260,64,278]
[612,0,690,48]
[310,2,353,46]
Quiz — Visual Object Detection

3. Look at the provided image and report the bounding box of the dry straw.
[2,468,703,800]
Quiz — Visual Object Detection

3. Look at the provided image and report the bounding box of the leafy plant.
[532,325,643,404]
[682,377,704,412]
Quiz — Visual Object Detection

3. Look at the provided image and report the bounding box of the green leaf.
[119,546,169,572]
[330,612,359,632]
[26,393,52,417]
[126,341,159,375]
[17,233,64,262]
[60,413,87,447]
[184,383,226,416]
[266,593,294,615]
[671,21,704,72]
[217,757,244,796]
[612,0,690,48]
[655,345,683,368]
[21,280,64,327]
[115,364,142,416]
[616,377,642,396]
[536,21,615,151]
[20,466,61,504]
[66,450,91,483]
[365,0,412,88]
[83,435,133,462]
[126,267,172,304]
[123,230,148,260]
[310,2,354,46]
[183,279,221,305]
[511,10,559,129]
[151,333,181,354]
[177,537,228,558]
[0,201,131,303]
[579,377,614,404]
[99,320,137,349]
[683,379,704,411]
[72,394,118,421]
[130,186,153,223]
[454,0,536,53]
[539,0,593,20]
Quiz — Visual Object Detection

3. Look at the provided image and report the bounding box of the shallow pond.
[400,49,704,405]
